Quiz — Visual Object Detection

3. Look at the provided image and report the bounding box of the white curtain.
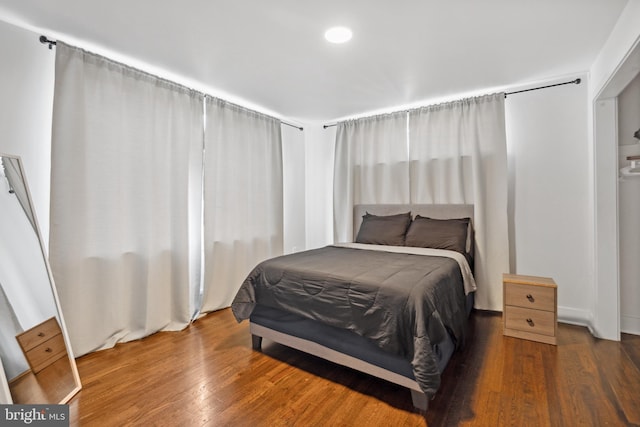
[333,112,409,242]
[50,43,204,356]
[409,93,509,310]
[200,97,283,313]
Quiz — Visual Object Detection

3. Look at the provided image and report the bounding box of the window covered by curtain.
[409,93,509,310]
[333,112,409,242]
[49,43,204,356]
[200,98,283,313]
[333,94,509,310]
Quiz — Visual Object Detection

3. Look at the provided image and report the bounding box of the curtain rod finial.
[39,35,56,49]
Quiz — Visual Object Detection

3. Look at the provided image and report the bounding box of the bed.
[231,204,475,410]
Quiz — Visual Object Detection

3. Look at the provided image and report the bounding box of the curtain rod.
[504,78,581,97]
[322,78,582,129]
[281,122,304,131]
[39,35,303,131]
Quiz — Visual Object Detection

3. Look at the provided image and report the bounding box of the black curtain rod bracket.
[323,77,582,129]
[39,35,57,50]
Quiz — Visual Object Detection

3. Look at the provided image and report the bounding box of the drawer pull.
[526,294,535,303]
[45,347,52,353]
[38,332,45,337]
[526,318,535,327]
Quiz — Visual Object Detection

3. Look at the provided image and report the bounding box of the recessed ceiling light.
[324,26,353,44]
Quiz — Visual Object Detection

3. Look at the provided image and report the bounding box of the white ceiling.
[0,1,629,122]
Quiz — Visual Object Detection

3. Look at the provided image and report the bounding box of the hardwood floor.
[67,309,640,426]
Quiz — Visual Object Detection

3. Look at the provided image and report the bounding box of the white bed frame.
[250,204,474,411]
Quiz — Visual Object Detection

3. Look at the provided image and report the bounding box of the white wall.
[282,125,306,254]
[505,75,593,324]
[0,20,55,248]
[304,124,335,249]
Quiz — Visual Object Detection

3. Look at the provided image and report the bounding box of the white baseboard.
[558,306,591,327]
[621,314,640,335]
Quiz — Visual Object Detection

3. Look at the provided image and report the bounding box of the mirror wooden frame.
[0,153,81,404]
[0,358,11,403]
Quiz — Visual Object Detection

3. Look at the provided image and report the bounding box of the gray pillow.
[355,212,412,246]
[405,216,470,254]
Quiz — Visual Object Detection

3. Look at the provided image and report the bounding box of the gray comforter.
[231,245,468,396]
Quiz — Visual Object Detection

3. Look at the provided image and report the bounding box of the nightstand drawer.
[504,283,555,312]
[504,306,555,337]
[24,333,67,374]
[16,317,62,352]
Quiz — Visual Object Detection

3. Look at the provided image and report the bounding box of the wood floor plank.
[66,309,640,426]
[591,338,640,425]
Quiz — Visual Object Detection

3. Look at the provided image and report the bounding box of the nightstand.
[503,273,557,345]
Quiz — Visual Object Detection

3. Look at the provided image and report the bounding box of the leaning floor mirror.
[0,153,81,404]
